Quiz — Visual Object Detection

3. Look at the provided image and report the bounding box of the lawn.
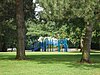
[0,52,100,75]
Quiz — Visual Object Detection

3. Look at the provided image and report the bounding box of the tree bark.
[80,38,83,52]
[0,37,7,52]
[80,23,93,63]
[16,0,26,60]
[1,42,7,52]
[0,27,1,52]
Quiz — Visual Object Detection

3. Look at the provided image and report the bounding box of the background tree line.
[0,0,100,62]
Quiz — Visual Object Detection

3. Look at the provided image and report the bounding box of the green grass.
[0,52,100,75]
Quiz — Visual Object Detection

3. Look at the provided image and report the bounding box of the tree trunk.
[80,38,83,52]
[0,38,7,52]
[80,23,93,63]
[16,0,26,60]
[0,44,1,52]
[2,43,7,52]
[0,24,2,52]
[0,32,1,52]
[0,37,2,52]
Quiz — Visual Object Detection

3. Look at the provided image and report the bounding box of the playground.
[30,36,68,52]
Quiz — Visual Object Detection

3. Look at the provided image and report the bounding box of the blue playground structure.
[30,37,68,52]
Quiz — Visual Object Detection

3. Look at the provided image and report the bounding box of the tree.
[37,0,100,63]
[0,0,34,52]
[69,0,100,63]
[16,0,26,60]
[0,0,16,52]
[0,22,3,52]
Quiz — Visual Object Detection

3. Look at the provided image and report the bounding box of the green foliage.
[0,0,99,49]
[26,19,51,37]
[39,0,70,21]
[1,19,17,48]
[0,0,34,51]
[37,0,100,48]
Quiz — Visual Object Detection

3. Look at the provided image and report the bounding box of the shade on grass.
[0,52,100,75]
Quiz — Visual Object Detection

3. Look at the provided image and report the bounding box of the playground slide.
[30,42,46,51]
[30,42,40,51]
[33,46,40,51]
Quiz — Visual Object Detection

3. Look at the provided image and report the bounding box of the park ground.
[0,51,100,75]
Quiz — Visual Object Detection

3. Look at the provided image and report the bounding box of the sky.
[32,0,44,19]
[33,0,36,3]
